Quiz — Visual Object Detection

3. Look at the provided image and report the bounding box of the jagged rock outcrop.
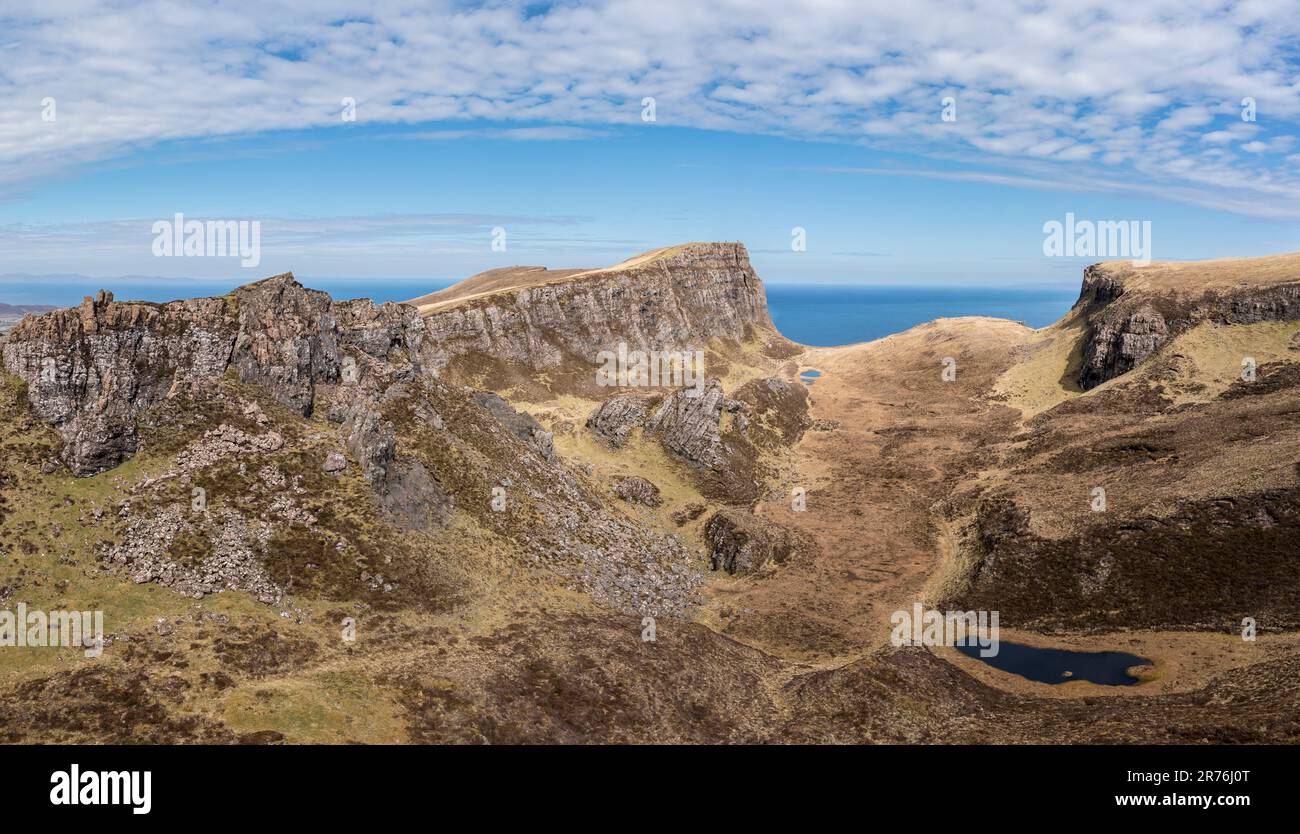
[332,387,397,485]
[1075,261,1300,389]
[645,379,731,468]
[325,356,451,531]
[587,377,809,464]
[377,458,450,531]
[471,391,555,460]
[584,376,807,503]
[418,243,778,374]
[332,297,429,362]
[0,274,435,476]
[230,277,340,415]
[704,509,810,575]
[0,290,237,474]
[1078,305,1170,390]
[586,394,653,447]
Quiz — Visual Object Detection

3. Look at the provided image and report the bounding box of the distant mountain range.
[0,273,185,283]
[0,302,59,315]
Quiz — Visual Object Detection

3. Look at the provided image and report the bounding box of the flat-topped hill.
[1073,252,1300,389]
[407,242,754,314]
[409,242,787,387]
[1085,251,1300,295]
[406,266,590,312]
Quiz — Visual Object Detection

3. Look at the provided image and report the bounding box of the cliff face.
[0,270,707,618]
[416,242,778,373]
[1075,259,1300,389]
[1,275,431,475]
[0,290,238,474]
[1,243,781,474]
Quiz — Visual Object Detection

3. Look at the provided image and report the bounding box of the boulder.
[704,509,808,575]
[586,395,651,447]
[612,475,662,507]
[645,379,728,468]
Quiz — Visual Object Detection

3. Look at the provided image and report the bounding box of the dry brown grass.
[1094,250,1300,292]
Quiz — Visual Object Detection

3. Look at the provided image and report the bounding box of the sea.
[764,284,1078,346]
[0,278,1078,348]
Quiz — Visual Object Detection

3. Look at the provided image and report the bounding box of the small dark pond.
[955,641,1152,686]
[798,369,822,385]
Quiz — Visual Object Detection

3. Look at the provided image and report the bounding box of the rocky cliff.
[413,242,781,377]
[0,270,709,618]
[1,242,785,477]
[1,290,238,474]
[1075,257,1300,389]
[0,275,431,475]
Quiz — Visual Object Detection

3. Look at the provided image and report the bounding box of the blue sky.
[6,122,1299,288]
[2,1,1300,297]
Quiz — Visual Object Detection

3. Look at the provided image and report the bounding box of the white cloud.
[1241,135,1296,153]
[0,212,601,277]
[1156,106,1214,132]
[402,125,614,141]
[2,0,1300,215]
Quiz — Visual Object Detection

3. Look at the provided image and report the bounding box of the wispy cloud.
[0,212,600,277]
[402,126,615,141]
[1,1,1299,217]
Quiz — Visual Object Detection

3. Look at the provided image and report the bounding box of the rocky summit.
[2,242,1299,744]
